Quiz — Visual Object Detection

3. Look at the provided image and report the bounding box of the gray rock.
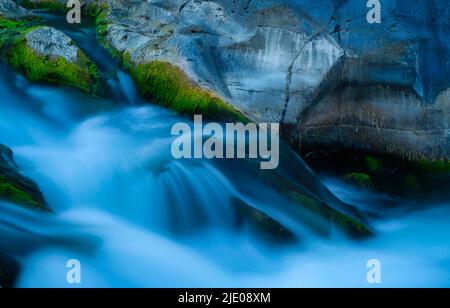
[104,0,344,125]
[101,0,450,160]
[25,27,79,63]
[0,0,30,19]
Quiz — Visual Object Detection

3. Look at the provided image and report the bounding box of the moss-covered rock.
[0,144,49,288]
[220,158,372,239]
[234,198,297,245]
[415,159,450,175]
[365,156,385,174]
[0,15,101,94]
[286,190,371,238]
[0,144,49,212]
[90,3,247,122]
[123,56,248,122]
[343,173,374,190]
[304,149,450,199]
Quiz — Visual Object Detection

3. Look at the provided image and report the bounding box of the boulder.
[0,18,102,94]
[0,0,30,20]
[95,0,450,160]
[25,26,79,62]
[0,144,49,212]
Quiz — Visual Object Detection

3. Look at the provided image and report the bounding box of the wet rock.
[0,0,30,20]
[0,17,102,94]
[26,26,78,62]
[0,143,49,287]
[0,144,49,212]
[0,253,19,288]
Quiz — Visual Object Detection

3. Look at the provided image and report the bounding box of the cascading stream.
[0,13,449,287]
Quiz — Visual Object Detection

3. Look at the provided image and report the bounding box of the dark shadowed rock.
[0,144,49,212]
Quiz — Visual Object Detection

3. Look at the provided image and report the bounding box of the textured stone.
[25,27,79,63]
[0,0,30,19]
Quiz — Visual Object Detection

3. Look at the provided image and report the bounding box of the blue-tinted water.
[0,10,449,287]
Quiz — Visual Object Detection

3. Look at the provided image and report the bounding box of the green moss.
[343,172,374,190]
[0,175,46,211]
[235,199,296,244]
[94,8,111,49]
[123,56,248,122]
[21,0,67,12]
[365,156,383,174]
[234,158,371,238]
[415,159,450,175]
[287,191,371,238]
[404,173,420,190]
[86,2,109,18]
[6,37,100,93]
[0,17,30,29]
[1,16,101,94]
[95,9,109,36]
[0,17,38,58]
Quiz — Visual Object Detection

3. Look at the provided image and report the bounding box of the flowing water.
[0,14,449,288]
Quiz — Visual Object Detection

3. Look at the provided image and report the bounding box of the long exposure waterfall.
[0,8,449,288]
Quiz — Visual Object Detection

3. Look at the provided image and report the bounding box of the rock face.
[103,0,344,124]
[9,0,450,160]
[0,0,30,19]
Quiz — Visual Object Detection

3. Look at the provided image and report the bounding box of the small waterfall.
[116,71,139,104]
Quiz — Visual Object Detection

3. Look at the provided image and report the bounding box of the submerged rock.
[0,144,49,212]
[0,253,19,288]
[0,143,49,288]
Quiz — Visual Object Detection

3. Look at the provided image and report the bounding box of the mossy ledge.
[0,17,101,94]
[219,158,372,239]
[92,6,246,122]
[343,172,374,190]
[234,198,297,245]
[305,150,450,198]
[0,145,49,212]
[122,54,249,122]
